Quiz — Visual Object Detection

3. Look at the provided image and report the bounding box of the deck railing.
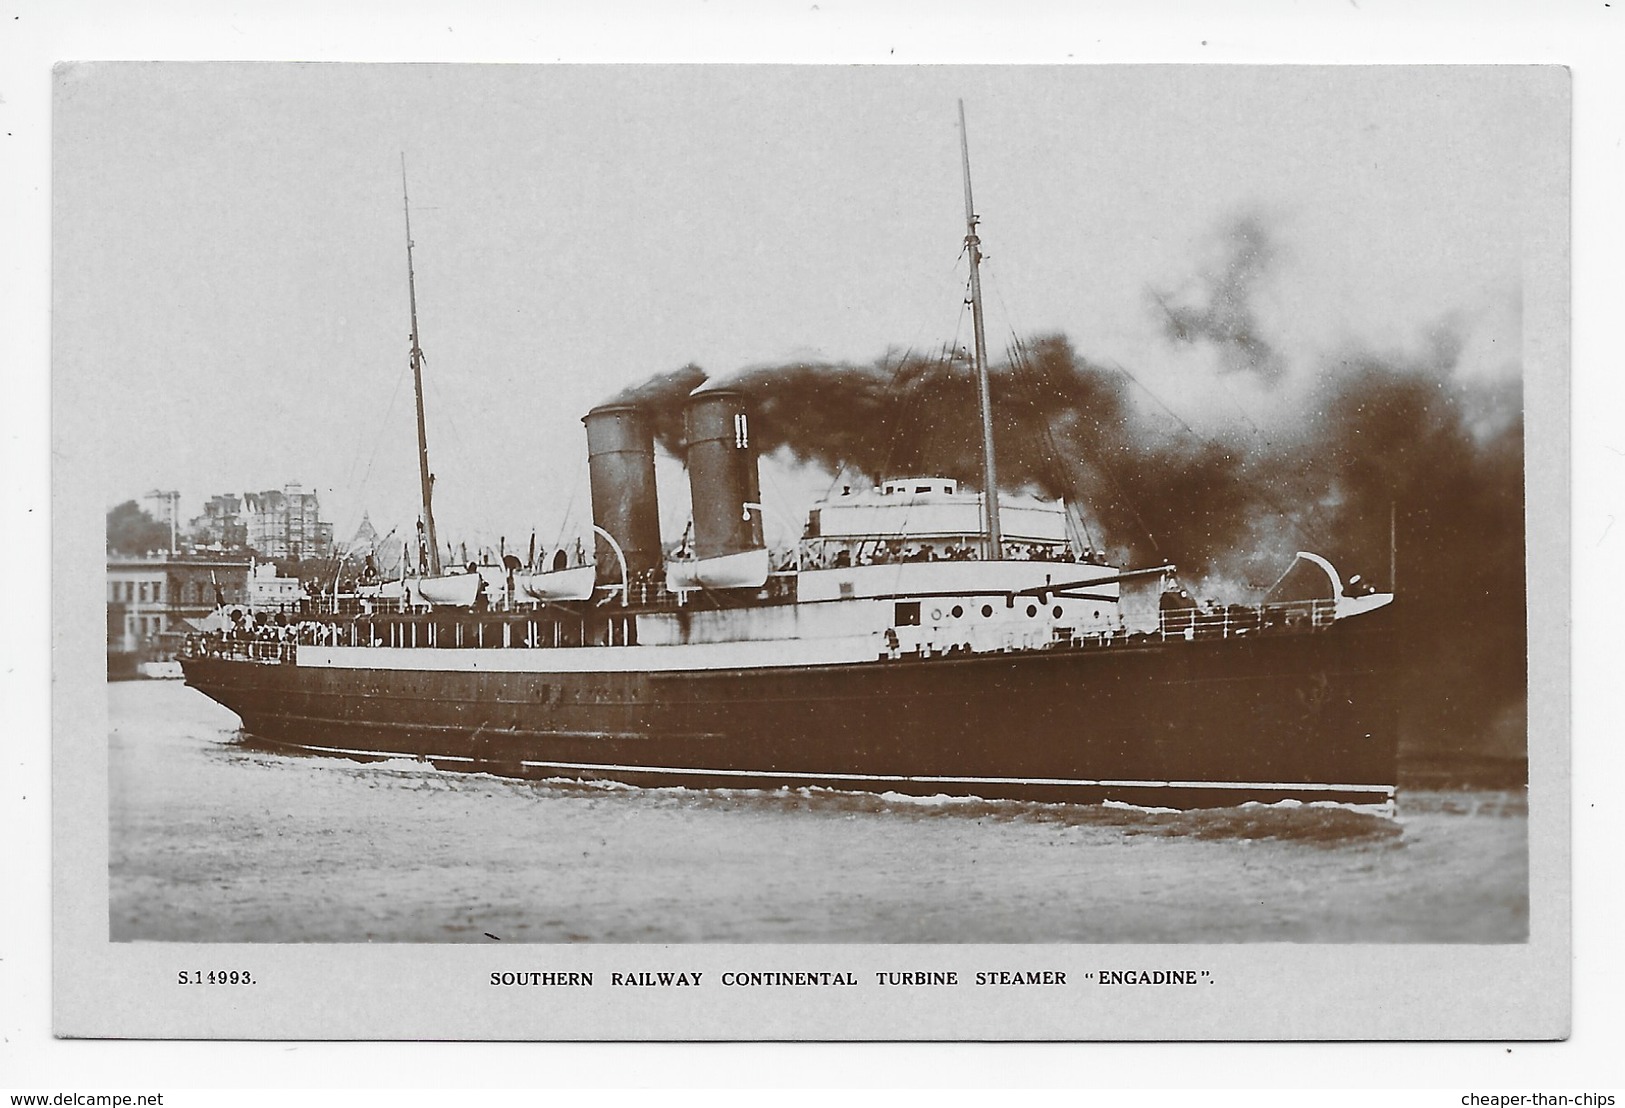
[1148,598,1337,642]
[188,595,1341,665]
[192,638,298,664]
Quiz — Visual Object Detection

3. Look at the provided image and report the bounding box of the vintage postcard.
[52,62,1568,1040]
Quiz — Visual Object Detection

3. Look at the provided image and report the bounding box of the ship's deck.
[186,596,1341,666]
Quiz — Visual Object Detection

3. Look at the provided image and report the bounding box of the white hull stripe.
[268,742,1392,795]
[514,759,1393,794]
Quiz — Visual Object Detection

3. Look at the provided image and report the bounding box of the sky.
[57,63,1551,554]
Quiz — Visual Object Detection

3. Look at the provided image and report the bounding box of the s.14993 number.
[177,970,255,985]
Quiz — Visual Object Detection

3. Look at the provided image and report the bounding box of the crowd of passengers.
[794,541,1110,571]
[189,608,348,655]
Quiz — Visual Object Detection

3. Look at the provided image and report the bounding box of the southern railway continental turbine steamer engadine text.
[180,106,1400,812]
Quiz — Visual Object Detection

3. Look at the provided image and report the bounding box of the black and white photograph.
[37,37,1579,1052]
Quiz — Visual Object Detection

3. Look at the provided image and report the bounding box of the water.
[109,680,1529,943]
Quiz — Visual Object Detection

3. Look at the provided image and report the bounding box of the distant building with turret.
[242,483,334,560]
[345,511,401,577]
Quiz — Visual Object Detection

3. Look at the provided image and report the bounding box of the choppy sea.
[108,680,1528,944]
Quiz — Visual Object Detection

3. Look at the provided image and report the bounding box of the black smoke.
[608,224,1526,770]
[1150,213,1286,384]
[616,338,1336,579]
[1289,343,1525,767]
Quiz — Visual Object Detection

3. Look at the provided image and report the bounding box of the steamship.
[181,109,1399,811]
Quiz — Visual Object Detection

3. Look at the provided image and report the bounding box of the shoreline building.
[188,493,247,551]
[243,483,334,561]
[247,561,306,610]
[141,490,182,553]
[106,554,252,675]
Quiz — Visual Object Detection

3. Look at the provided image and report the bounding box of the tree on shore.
[106,501,171,555]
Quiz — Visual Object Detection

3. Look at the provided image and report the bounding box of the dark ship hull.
[181,604,1397,810]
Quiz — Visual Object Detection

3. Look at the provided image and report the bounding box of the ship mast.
[959,100,1003,560]
[402,155,442,577]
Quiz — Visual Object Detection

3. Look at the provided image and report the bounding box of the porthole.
[1026,604,1038,618]
[981,604,993,618]
[951,604,964,619]
[1093,609,1101,619]
[930,608,943,621]
[1053,605,1064,619]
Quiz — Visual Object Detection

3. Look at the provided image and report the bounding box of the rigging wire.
[1104,356,1330,552]
[809,303,950,503]
[1032,345,1166,558]
[1186,363,1343,549]
[980,259,1333,560]
[550,450,587,552]
[910,267,976,471]
[982,265,1155,558]
[332,358,411,555]
[863,244,978,494]
[421,367,508,552]
[874,341,944,488]
[812,346,907,506]
[870,279,990,574]
[1001,335,1100,555]
[980,257,1076,511]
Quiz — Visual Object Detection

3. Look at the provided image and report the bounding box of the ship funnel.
[583,404,663,586]
[683,386,764,560]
